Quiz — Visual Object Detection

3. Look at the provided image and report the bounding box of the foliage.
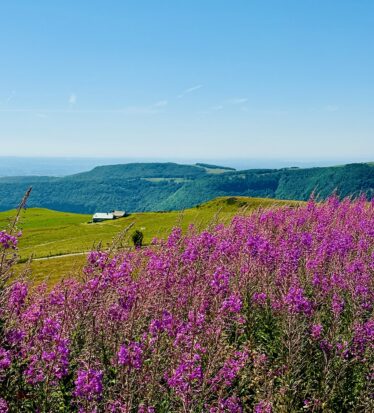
[0,197,373,412]
[0,162,372,213]
[132,230,144,248]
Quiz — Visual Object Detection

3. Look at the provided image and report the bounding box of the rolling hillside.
[1,196,300,284]
[0,162,372,213]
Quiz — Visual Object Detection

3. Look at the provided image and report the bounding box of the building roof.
[113,210,126,216]
[93,213,114,220]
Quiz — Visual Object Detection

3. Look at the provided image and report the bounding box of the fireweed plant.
[0,197,373,412]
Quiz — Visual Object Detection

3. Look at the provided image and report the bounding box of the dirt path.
[33,252,89,261]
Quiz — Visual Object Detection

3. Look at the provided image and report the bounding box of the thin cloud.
[211,105,223,111]
[36,113,48,118]
[199,97,248,115]
[0,100,168,115]
[199,105,224,115]
[121,106,162,115]
[0,90,16,105]
[121,100,168,115]
[226,97,248,105]
[5,90,16,104]
[0,108,159,115]
[154,100,168,107]
[178,84,203,99]
[325,104,339,112]
[69,93,77,105]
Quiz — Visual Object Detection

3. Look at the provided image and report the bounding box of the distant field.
[0,197,301,284]
[141,177,191,183]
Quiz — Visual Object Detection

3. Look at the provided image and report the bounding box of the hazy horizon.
[1,1,373,160]
[0,155,372,178]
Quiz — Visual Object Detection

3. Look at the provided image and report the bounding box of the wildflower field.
[0,197,373,412]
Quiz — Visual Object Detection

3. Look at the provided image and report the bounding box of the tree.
[132,230,144,248]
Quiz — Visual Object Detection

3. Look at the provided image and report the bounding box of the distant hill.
[70,162,209,181]
[195,163,236,171]
[0,162,372,213]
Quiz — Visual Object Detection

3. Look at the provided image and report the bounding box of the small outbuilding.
[113,210,126,219]
[92,213,114,223]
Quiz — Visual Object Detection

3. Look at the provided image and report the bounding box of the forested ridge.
[0,162,372,213]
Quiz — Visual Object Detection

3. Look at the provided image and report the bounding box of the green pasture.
[0,197,301,284]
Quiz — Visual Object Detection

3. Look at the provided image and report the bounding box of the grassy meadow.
[0,196,300,284]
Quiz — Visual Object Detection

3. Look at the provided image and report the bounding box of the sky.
[0,1,373,162]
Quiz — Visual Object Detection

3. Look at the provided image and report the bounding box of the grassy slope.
[1,197,300,284]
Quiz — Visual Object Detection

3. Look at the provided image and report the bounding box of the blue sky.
[0,1,373,161]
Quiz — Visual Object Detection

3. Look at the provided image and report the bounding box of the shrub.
[132,230,144,248]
